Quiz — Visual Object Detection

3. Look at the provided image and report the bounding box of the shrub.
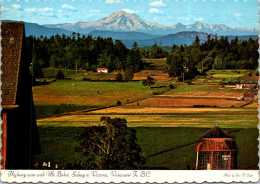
[117,101,122,106]
[169,84,175,89]
[115,72,123,81]
[56,70,65,79]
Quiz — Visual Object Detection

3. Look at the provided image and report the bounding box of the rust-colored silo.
[196,126,237,170]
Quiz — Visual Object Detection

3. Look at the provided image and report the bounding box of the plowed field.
[128,97,248,107]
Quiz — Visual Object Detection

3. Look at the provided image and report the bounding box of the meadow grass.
[142,58,167,68]
[194,69,252,83]
[34,126,258,170]
[37,107,258,128]
[33,80,165,118]
[163,84,248,98]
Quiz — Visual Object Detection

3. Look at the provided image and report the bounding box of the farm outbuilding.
[1,22,40,169]
[196,126,237,170]
[97,67,109,73]
[235,83,259,90]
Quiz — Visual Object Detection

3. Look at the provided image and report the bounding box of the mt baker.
[44,10,258,36]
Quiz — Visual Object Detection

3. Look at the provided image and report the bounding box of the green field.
[33,80,165,118]
[194,69,257,84]
[142,58,167,70]
[34,126,258,170]
[33,67,259,170]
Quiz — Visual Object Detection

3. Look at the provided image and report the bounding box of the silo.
[196,126,237,170]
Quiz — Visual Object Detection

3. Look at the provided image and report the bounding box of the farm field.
[133,70,171,81]
[142,58,167,70]
[33,67,258,170]
[127,97,250,107]
[163,84,250,98]
[33,80,166,118]
[37,107,258,128]
[194,69,258,84]
[34,126,259,170]
[75,106,258,115]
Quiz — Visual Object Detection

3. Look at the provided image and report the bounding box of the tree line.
[26,33,143,78]
[167,35,259,80]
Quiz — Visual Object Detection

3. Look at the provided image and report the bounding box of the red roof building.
[196,126,237,170]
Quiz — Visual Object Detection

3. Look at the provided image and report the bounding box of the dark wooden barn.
[1,22,40,169]
[195,126,237,170]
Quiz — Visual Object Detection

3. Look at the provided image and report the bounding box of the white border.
[1,170,259,183]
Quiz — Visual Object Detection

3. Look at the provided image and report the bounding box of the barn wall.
[1,112,7,169]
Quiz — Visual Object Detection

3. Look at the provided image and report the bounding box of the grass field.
[194,69,257,84]
[34,67,258,170]
[163,84,248,98]
[33,80,165,118]
[37,107,258,128]
[34,126,259,170]
[133,70,171,81]
[142,58,167,70]
[128,97,249,107]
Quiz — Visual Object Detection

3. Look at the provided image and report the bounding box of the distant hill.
[2,20,73,37]
[121,32,258,48]
[24,22,73,37]
[89,30,159,40]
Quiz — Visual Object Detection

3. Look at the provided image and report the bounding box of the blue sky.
[1,0,258,28]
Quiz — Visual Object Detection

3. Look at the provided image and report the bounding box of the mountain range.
[4,10,258,47]
[44,10,258,36]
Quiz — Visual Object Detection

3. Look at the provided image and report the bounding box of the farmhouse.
[196,126,237,170]
[97,67,109,73]
[1,22,40,169]
[235,83,259,90]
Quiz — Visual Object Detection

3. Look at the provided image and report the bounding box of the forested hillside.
[167,35,259,80]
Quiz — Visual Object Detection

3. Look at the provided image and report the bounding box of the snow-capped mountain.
[171,22,258,36]
[41,10,259,36]
[45,10,173,35]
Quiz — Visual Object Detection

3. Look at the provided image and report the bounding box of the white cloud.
[12,4,21,9]
[38,7,54,16]
[193,17,204,21]
[62,4,76,10]
[24,8,36,12]
[149,1,166,7]
[234,13,242,17]
[177,16,190,21]
[122,9,135,14]
[25,0,29,2]
[90,9,101,13]
[105,0,122,3]
[39,7,54,12]
[149,8,163,14]
[1,7,10,11]
[58,9,63,13]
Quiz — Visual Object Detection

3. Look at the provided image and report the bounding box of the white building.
[97,68,109,73]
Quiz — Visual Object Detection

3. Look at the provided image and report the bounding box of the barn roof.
[1,22,25,106]
[200,126,233,139]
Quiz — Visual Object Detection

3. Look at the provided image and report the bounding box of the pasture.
[194,69,257,84]
[33,80,166,118]
[34,126,259,170]
[142,58,167,70]
[128,97,251,107]
[133,70,171,82]
[163,84,248,98]
[34,66,258,170]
